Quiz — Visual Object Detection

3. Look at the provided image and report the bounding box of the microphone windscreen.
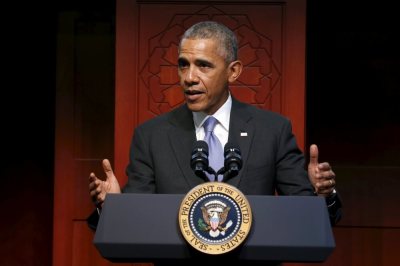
[192,140,209,155]
[191,140,209,174]
[224,141,241,155]
[223,141,242,171]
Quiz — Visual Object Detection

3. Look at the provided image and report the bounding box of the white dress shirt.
[192,94,232,148]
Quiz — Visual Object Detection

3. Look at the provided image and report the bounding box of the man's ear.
[228,60,243,83]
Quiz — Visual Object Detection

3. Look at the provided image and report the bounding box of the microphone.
[222,142,242,181]
[191,140,210,181]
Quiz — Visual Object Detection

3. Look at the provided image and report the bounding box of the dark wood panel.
[285,227,400,266]
[72,222,111,266]
[73,19,115,159]
[54,8,115,266]
[72,221,143,266]
[334,166,400,227]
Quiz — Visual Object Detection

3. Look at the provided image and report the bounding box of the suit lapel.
[167,105,200,188]
[227,99,255,187]
[166,99,255,189]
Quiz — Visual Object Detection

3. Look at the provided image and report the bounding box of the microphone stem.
[223,170,233,182]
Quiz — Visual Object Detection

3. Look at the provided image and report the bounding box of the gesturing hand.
[89,159,121,208]
[308,144,336,197]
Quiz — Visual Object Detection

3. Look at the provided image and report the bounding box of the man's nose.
[184,66,199,84]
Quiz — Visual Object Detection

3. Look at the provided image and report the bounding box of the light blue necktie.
[203,116,224,181]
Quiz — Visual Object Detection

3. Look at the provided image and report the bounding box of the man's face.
[178,38,230,115]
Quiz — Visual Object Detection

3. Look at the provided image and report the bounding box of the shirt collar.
[192,94,232,131]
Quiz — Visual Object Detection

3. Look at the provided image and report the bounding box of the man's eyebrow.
[177,58,213,67]
[195,59,213,67]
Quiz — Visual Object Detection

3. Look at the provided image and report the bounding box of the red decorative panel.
[137,4,284,123]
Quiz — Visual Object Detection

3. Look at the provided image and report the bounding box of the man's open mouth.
[184,90,204,95]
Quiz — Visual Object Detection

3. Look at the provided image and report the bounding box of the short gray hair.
[179,21,238,63]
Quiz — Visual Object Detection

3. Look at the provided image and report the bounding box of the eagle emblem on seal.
[198,200,233,237]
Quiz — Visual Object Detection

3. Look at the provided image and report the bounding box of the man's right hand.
[89,159,121,208]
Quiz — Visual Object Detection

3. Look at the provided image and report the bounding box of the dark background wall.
[306,1,399,165]
[1,1,398,265]
[1,2,57,266]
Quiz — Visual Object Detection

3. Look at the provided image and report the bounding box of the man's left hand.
[308,144,336,197]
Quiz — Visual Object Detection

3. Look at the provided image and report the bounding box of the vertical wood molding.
[53,11,78,266]
[115,0,139,182]
[282,0,306,150]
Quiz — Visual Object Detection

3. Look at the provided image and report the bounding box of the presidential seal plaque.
[178,182,252,255]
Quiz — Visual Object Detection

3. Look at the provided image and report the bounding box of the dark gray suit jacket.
[87,98,341,265]
[123,98,314,196]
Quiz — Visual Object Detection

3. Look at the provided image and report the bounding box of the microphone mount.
[191,141,243,183]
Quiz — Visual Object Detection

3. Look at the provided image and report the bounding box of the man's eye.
[178,60,189,69]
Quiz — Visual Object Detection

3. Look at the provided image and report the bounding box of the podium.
[94,194,335,263]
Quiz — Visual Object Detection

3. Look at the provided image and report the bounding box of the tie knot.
[203,116,218,132]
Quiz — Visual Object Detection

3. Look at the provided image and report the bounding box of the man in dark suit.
[89,21,341,225]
